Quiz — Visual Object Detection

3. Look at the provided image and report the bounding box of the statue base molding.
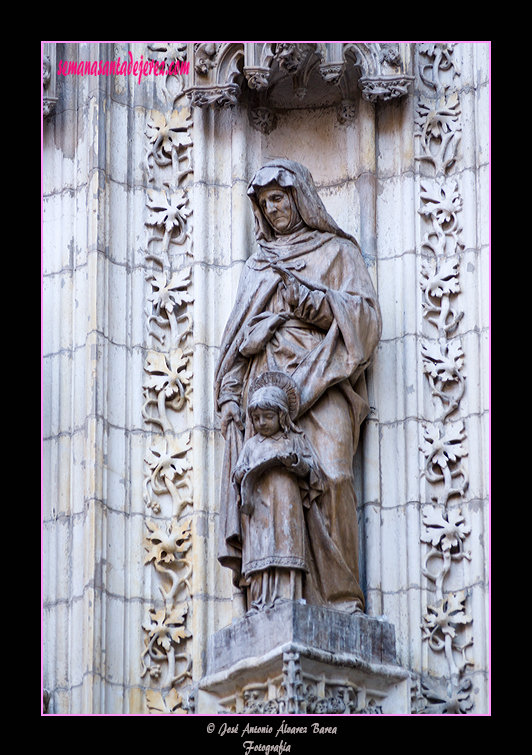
[196,601,411,714]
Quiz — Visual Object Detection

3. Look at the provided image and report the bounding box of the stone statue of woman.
[214,159,381,614]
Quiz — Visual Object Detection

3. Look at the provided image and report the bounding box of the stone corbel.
[340,42,414,103]
[186,42,243,108]
[243,42,275,91]
[359,74,415,102]
[43,43,58,118]
[318,43,346,84]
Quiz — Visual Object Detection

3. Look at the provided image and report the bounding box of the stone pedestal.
[196,602,410,714]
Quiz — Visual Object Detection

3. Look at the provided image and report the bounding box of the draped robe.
[214,160,382,612]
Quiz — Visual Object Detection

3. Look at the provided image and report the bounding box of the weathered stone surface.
[197,601,410,714]
[208,601,397,675]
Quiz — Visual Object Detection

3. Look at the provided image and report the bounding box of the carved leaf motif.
[144,349,192,398]
[445,340,464,371]
[421,258,461,299]
[421,506,470,551]
[146,688,187,715]
[145,435,192,480]
[439,424,467,464]
[166,604,192,644]
[142,603,191,652]
[148,43,188,68]
[146,188,191,240]
[421,422,467,468]
[167,269,194,305]
[423,591,472,640]
[146,110,192,154]
[419,180,462,226]
[144,519,192,565]
[142,608,167,644]
[422,339,464,381]
[419,677,473,715]
[144,351,173,393]
[148,269,193,313]
[415,95,460,138]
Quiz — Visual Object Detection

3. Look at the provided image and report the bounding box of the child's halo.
[248,371,300,420]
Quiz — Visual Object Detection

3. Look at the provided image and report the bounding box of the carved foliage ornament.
[140,43,194,714]
[217,652,385,715]
[415,43,473,714]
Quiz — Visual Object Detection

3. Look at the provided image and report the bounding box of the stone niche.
[196,602,410,714]
[191,42,415,717]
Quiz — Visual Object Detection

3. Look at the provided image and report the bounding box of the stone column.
[364,42,489,713]
[43,42,162,714]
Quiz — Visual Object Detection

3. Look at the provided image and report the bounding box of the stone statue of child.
[232,372,322,614]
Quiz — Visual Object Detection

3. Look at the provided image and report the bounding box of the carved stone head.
[248,371,301,435]
[256,185,304,235]
[247,159,357,245]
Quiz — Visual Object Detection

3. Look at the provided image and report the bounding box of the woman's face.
[258,187,294,233]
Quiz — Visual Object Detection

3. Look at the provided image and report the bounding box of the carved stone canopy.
[184,42,413,131]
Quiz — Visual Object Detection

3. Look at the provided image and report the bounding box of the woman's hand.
[281,274,301,309]
[272,264,301,310]
[221,400,244,438]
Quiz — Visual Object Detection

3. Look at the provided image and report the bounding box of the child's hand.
[233,465,247,484]
[280,452,298,466]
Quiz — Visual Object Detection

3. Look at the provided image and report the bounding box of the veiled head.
[247,159,356,245]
